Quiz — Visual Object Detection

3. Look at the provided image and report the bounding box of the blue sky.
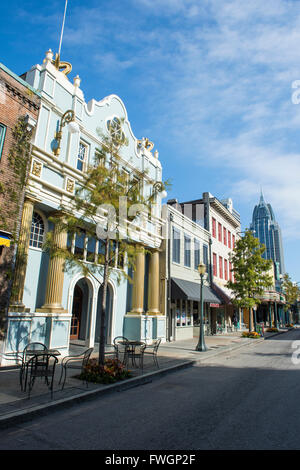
[2,0,300,282]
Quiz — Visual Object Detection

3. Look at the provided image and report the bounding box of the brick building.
[0,62,40,320]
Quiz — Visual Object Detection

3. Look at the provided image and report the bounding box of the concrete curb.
[0,329,292,428]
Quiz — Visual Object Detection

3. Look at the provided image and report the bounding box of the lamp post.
[153,181,167,200]
[195,262,207,352]
[53,109,79,156]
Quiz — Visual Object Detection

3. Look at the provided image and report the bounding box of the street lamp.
[53,109,80,156]
[195,262,207,352]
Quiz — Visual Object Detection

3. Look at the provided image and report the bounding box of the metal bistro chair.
[133,343,147,372]
[19,342,48,391]
[26,353,58,399]
[113,336,129,365]
[143,339,161,369]
[59,347,93,390]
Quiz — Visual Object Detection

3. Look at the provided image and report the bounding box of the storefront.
[171,277,222,340]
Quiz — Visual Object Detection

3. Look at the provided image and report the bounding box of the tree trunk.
[98,238,110,366]
[249,307,253,332]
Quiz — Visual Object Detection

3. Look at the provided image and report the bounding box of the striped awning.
[0,231,12,247]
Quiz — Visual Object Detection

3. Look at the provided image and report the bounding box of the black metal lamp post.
[195,262,207,352]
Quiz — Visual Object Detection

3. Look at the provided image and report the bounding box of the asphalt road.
[1,329,300,450]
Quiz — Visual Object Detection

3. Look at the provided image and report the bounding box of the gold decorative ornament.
[137,138,154,152]
[144,138,154,151]
[52,53,72,75]
[66,178,75,193]
[31,160,42,177]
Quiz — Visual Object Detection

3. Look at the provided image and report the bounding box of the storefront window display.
[175,299,193,327]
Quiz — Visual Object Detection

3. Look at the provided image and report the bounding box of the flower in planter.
[78,358,132,384]
[241,331,260,338]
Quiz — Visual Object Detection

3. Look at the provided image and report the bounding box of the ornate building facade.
[1,50,165,364]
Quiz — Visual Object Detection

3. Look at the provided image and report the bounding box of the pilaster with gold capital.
[9,196,36,311]
[37,213,68,313]
[147,249,160,315]
[129,246,145,315]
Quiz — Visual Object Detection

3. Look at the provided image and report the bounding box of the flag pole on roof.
[53,0,72,75]
[58,0,68,59]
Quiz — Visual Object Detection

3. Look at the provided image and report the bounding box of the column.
[37,215,67,313]
[147,250,160,314]
[130,247,145,314]
[9,196,35,311]
[268,302,272,327]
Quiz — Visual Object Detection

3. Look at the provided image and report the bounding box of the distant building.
[250,192,285,284]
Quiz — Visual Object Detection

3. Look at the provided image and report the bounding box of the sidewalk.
[0,328,291,427]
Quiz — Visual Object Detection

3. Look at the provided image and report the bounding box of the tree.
[226,229,273,331]
[45,126,168,366]
[281,273,300,323]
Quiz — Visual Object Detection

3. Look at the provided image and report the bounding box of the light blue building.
[1,50,166,364]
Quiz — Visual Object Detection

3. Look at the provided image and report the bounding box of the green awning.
[171,277,222,304]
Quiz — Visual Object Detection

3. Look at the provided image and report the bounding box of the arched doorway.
[95,283,114,344]
[70,278,91,341]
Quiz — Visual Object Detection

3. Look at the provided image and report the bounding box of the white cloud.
[22,1,300,248]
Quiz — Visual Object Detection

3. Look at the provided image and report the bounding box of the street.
[1,329,300,450]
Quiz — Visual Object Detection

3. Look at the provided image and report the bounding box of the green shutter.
[0,124,6,160]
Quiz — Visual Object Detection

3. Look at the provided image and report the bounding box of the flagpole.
[58,0,68,58]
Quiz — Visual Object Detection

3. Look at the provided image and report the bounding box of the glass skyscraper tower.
[250,192,285,281]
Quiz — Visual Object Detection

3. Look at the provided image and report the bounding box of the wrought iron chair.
[132,343,147,371]
[113,336,129,364]
[143,339,161,368]
[59,347,93,390]
[26,353,58,399]
[19,342,48,391]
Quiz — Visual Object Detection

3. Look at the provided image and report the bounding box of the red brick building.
[0,62,40,321]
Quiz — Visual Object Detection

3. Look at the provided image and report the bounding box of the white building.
[160,202,223,341]
[166,192,241,336]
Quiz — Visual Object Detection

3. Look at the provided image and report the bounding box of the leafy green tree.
[45,127,168,366]
[226,229,273,331]
[281,273,300,323]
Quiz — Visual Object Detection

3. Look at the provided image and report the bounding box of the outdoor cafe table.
[119,340,144,367]
[25,349,61,358]
[21,349,62,393]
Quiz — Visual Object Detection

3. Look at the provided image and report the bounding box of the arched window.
[29,212,45,249]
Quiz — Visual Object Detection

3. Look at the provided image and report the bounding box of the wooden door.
[70,285,83,340]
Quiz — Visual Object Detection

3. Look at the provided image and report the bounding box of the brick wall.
[0,65,40,317]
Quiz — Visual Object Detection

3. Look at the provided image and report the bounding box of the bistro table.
[25,349,61,358]
[21,349,61,392]
[119,340,145,367]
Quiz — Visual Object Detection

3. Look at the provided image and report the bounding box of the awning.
[171,277,222,304]
[211,283,232,305]
[0,231,12,247]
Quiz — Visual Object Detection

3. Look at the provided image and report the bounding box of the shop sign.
[210,303,220,308]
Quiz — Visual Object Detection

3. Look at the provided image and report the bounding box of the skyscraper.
[250,192,285,281]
